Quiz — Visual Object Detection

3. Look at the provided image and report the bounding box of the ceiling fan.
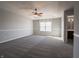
[32,8,43,16]
[20,6,43,17]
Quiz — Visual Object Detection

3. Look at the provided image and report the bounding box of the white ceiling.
[0,1,79,19]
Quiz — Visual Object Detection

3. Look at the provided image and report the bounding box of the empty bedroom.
[0,1,79,58]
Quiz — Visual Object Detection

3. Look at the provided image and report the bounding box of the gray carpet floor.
[0,35,73,58]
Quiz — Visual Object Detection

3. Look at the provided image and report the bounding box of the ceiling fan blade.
[39,13,43,14]
[37,13,42,16]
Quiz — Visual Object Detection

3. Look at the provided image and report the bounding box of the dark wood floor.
[0,35,73,58]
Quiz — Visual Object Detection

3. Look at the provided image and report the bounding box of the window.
[40,22,46,31]
[40,21,51,32]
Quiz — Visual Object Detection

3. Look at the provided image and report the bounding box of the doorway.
[64,8,74,44]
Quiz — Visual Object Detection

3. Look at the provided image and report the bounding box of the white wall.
[33,18,61,37]
[73,5,79,58]
[0,8,33,43]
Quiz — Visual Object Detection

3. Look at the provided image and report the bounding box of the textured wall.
[33,18,61,37]
[0,8,33,43]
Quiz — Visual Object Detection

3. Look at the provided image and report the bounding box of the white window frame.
[40,21,52,32]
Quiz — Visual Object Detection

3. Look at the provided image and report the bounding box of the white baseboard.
[0,34,31,43]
